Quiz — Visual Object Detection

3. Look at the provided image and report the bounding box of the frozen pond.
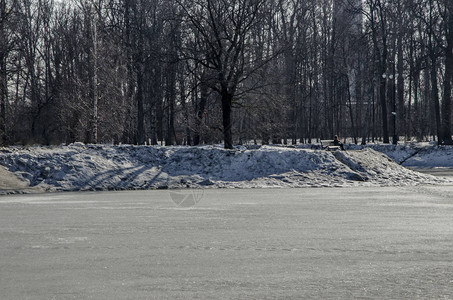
[1,187,453,299]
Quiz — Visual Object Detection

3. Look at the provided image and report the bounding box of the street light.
[382,69,398,145]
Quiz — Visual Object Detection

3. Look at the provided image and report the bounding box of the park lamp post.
[382,71,398,145]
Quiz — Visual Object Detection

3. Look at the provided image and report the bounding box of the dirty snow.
[0,142,452,194]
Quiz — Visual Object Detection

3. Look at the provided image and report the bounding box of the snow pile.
[347,142,453,167]
[0,143,450,193]
[401,145,453,167]
[331,149,440,184]
[346,143,418,164]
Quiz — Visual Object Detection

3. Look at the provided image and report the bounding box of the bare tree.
[442,0,453,144]
[0,0,11,144]
[365,0,390,143]
[1,0,452,146]
[178,0,272,149]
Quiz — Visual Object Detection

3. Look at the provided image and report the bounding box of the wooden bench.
[320,140,341,151]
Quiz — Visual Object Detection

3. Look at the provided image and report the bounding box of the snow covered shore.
[0,142,452,194]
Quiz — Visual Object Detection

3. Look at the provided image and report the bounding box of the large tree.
[366,0,390,143]
[0,0,10,144]
[178,0,270,149]
[442,0,453,144]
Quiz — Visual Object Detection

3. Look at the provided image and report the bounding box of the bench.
[320,140,341,151]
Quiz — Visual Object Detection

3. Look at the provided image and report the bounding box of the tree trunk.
[221,90,233,149]
[136,63,145,145]
[397,37,404,142]
[371,0,389,143]
[0,0,6,145]
[92,14,98,144]
[414,70,420,140]
[151,65,161,145]
[179,66,191,145]
[193,80,208,146]
[442,4,453,144]
[346,75,358,144]
[431,57,442,143]
[165,63,176,146]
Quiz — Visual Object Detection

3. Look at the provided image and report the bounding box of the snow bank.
[346,144,418,164]
[0,143,451,193]
[401,145,453,168]
[347,142,453,167]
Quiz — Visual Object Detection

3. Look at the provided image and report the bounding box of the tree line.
[0,0,452,148]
